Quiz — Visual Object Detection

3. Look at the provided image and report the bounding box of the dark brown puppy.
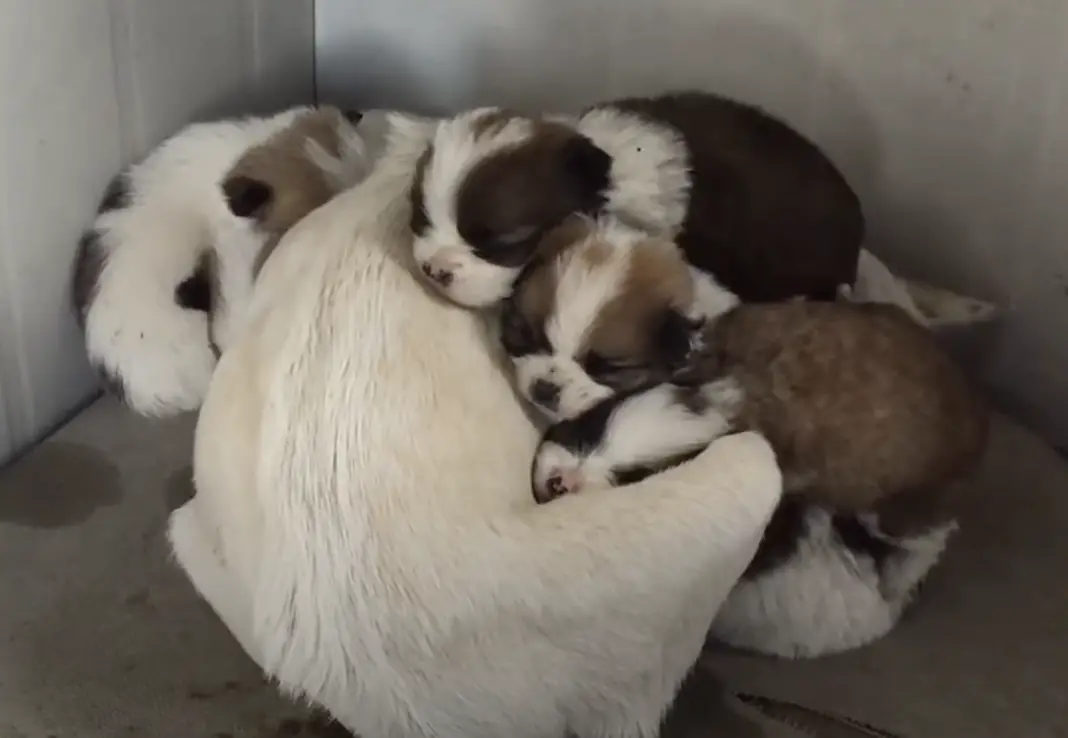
[410,91,864,308]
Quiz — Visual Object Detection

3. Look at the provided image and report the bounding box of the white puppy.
[73,106,373,417]
[169,115,783,738]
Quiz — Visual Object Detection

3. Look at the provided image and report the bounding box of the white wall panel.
[317,0,1068,448]
[0,0,315,463]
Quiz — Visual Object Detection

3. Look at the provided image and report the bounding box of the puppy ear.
[222,175,272,218]
[655,308,704,371]
[174,251,215,313]
[559,135,611,213]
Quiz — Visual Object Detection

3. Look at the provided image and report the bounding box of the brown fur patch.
[510,218,598,328]
[584,237,693,361]
[223,107,351,275]
[453,120,610,266]
[694,300,989,513]
[596,91,864,301]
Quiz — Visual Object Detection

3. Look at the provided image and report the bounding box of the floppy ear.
[222,175,272,219]
[174,251,215,313]
[558,134,612,214]
[655,308,704,372]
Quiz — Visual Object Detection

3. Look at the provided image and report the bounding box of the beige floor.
[1,397,1065,737]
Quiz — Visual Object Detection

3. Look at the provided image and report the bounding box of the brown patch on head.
[222,107,356,274]
[584,236,694,362]
[453,121,611,268]
[510,217,597,326]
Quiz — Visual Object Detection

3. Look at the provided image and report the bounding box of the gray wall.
[0,0,315,463]
[317,0,1068,449]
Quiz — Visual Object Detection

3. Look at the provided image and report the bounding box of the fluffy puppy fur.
[168,113,784,738]
[521,238,989,656]
[409,91,864,308]
[72,105,369,416]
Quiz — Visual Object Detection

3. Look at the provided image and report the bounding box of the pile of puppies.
[406,91,990,657]
[71,89,989,659]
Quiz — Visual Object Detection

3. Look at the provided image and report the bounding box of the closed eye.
[467,226,543,268]
[582,352,635,379]
[497,225,539,246]
[582,352,655,390]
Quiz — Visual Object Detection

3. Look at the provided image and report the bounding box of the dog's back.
[601,91,865,301]
[704,300,989,511]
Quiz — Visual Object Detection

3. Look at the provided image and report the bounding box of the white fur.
[573,108,690,237]
[688,266,741,320]
[850,248,1000,330]
[169,118,784,738]
[412,105,692,309]
[82,107,373,417]
[712,512,955,658]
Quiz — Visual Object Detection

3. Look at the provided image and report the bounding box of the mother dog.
[167,115,782,738]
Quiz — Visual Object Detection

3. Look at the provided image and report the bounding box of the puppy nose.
[420,262,454,288]
[538,468,581,503]
[547,475,568,497]
[530,379,560,410]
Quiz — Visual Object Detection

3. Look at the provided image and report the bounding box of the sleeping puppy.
[499,217,736,422]
[409,90,864,308]
[73,105,371,416]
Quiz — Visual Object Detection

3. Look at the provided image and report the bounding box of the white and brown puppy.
[73,105,372,416]
[499,217,737,421]
[409,91,864,308]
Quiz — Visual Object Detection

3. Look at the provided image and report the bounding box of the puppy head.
[501,222,709,422]
[220,106,367,272]
[409,107,612,308]
[531,383,718,503]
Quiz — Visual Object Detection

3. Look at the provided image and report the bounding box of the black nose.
[530,379,560,410]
